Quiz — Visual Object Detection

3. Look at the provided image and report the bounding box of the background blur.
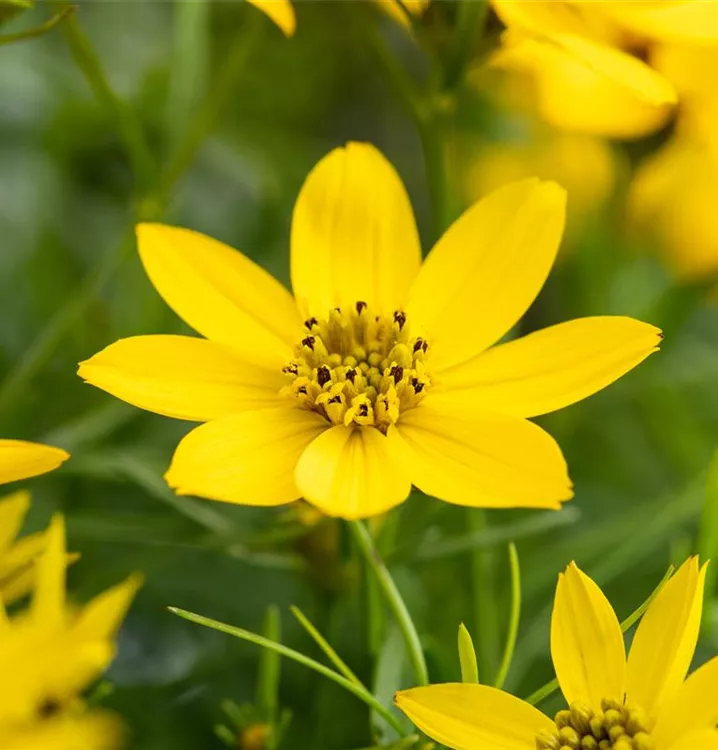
[2,2,718,748]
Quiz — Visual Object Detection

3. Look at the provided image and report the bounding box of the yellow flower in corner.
[78,142,661,520]
[0,438,69,486]
[0,515,141,749]
[397,558,717,750]
[0,491,77,606]
[245,0,295,37]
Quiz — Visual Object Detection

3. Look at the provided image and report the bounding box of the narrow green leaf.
[698,450,718,634]
[290,605,363,688]
[257,606,281,727]
[494,543,521,690]
[457,623,479,684]
[0,0,32,25]
[168,606,408,737]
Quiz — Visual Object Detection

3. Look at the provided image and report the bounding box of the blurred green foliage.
[2,2,718,748]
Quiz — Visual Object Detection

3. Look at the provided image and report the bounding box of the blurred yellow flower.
[0,438,69,486]
[628,43,718,282]
[246,0,295,37]
[464,130,617,236]
[79,142,661,520]
[397,557,716,750]
[490,0,679,138]
[0,491,77,607]
[0,515,141,750]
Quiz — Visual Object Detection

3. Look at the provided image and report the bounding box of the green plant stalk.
[469,509,500,685]
[494,543,521,690]
[168,607,408,737]
[0,3,74,46]
[257,605,281,731]
[525,564,675,706]
[348,521,429,687]
[698,450,718,635]
[444,0,489,90]
[290,605,364,688]
[52,2,154,192]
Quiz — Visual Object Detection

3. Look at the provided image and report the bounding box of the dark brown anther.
[297,386,308,395]
[334,307,342,313]
[38,699,61,718]
[302,336,315,350]
[390,365,404,384]
[411,378,424,393]
[328,395,342,404]
[304,317,318,330]
[317,366,331,387]
[346,368,357,383]
[393,311,407,330]
[358,403,369,417]
[283,364,298,375]
[413,338,428,353]
[355,301,367,314]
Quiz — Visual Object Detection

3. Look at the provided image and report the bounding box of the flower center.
[281,302,430,431]
[535,699,654,750]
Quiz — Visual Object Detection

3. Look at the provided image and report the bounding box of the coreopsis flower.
[0,491,77,606]
[397,558,717,750]
[0,438,69,486]
[79,142,661,520]
[0,515,141,750]
[490,0,680,138]
[246,0,295,37]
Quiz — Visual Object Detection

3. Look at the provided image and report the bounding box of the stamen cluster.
[536,700,654,750]
[282,302,430,430]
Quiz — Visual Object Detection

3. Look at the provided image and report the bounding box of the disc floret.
[536,699,654,750]
[281,302,430,430]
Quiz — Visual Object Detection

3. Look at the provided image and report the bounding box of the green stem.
[525,565,675,706]
[257,606,281,727]
[494,543,521,690]
[159,10,263,201]
[348,521,429,687]
[168,607,408,737]
[52,3,154,193]
[444,0,490,90]
[0,3,74,46]
[698,450,718,637]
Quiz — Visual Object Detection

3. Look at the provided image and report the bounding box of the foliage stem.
[348,521,429,687]
[0,3,74,46]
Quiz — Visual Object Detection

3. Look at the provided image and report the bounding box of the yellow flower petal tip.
[0,439,70,486]
[245,0,296,36]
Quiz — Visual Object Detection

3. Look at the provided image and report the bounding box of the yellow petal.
[290,142,422,319]
[31,514,66,628]
[626,558,706,718]
[665,729,718,750]
[653,656,718,749]
[437,317,662,418]
[386,396,572,509]
[594,1,718,44]
[494,35,675,138]
[79,335,283,422]
[0,490,30,552]
[73,573,142,642]
[492,0,588,36]
[2,710,124,750]
[246,0,295,36]
[136,223,301,369]
[295,425,411,519]
[407,179,565,371]
[395,683,551,750]
[165,408,328,506]
[0,440,69,486]
[551,562,626,711]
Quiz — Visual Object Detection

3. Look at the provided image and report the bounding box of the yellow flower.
[0,515,141,749]
[490,0,678,138]
[79,142,661,520]
[0,491,78,606]
[245,0,295,37]
[397,558,716,750]
[0,438,69,486]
